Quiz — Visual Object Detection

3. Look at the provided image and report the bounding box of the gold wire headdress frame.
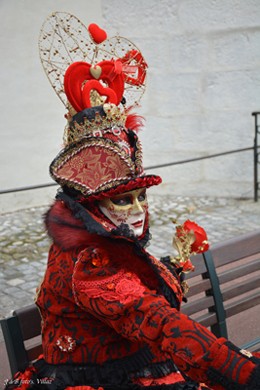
[39,12,162,198]
[38,12,147,113]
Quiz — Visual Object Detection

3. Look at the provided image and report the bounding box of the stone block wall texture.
[1,0,260,212]
[102,0,260,198]
[0,0,102,212]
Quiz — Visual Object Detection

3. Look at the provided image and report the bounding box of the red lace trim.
[149,255,183,301]
[133,371,185,385]
[74,270,145,304]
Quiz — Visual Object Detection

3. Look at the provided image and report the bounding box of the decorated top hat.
[39,12,161,200]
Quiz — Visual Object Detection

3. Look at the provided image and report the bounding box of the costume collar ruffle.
[44,192,151,250]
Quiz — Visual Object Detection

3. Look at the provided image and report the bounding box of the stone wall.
[0,0,102,212]
[102,0,260,198]
[0,0,260,212]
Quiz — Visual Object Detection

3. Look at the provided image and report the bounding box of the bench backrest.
[1,304,42,375]
[182,229,260,342]
[1,229,260,376]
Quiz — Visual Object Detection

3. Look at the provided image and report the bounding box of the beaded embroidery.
[56,335,76,352]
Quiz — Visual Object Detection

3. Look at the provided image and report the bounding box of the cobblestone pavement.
[0,195,260,342]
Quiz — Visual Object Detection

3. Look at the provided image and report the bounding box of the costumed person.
[6,12,260,390]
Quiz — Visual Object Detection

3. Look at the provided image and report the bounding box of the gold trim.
[64,104,127,145]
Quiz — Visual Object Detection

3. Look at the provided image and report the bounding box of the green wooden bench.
[182,228,260,349]
[1,229,260,376]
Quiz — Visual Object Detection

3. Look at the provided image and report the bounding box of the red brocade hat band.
[39,12,162,199]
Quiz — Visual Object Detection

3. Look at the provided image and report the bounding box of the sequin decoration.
[56,335,76,352]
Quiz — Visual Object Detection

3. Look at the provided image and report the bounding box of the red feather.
[125,112,145,132]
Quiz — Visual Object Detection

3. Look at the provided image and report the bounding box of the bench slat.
[182,295,215,316]
[186,278,212,297]
[27,344,43,362]
[211,230,260,267]
[217,257,260,285]
[221,275,260,302]
[225,292,260,318]
[192,312,217,328]
[241,338,260,352]
[13,304,42,340]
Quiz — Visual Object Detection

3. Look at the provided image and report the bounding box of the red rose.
[115,276,145,304]
[172,219,209,277]
[83,287,119,302]
[181,219,209,253]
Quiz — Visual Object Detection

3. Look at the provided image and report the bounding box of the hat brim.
[78,174,162,201]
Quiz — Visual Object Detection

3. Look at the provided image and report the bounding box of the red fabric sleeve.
[72,248,260,390]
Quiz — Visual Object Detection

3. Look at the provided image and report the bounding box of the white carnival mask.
[99,188,148,237]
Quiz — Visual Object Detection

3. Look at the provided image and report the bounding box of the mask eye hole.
[138,190,146,203]
[110,196,132,207]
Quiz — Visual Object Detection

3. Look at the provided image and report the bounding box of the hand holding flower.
[171,219,209,274]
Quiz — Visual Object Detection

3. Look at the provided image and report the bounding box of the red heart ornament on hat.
[39,13,147,110]
[64,62,91,112]
[88,23,107,44]
[82,80,117,108]
[64,60,125,112]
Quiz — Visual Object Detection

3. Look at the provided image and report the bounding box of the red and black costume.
[22,194,258,390]
[6,14,260,390]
